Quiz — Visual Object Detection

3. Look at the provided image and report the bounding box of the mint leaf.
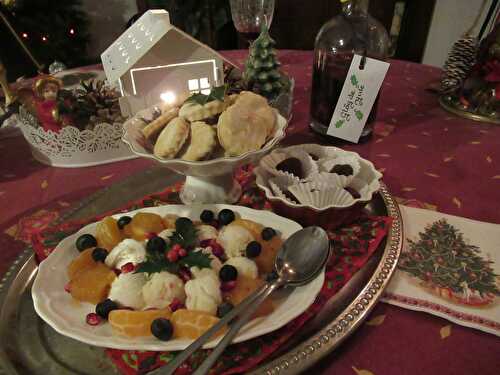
[185,85,227,105]
[179,250,212,270]
[171,220,198,249]
[135,259,178,274]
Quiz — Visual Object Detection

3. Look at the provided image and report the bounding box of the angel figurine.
[33,75,64,132]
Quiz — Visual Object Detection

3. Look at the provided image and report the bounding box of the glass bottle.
[309,0,389,142]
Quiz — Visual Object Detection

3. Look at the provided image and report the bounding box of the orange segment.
[95,216,123,250]
[224,275,274,318]
[130,212,165,241]
[162,214,179,229]
[67,248,97,279]
[171,309,226,339]
[255,236,283,275]
[69,263,116,304]
[109,309,171,337]
[232,219,263,239]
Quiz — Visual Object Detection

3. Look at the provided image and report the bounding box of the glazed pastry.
[179,121,217,161]
[179,99,227,122]
[141,107,179,142]
[153,117,190,159]
[217,91,276,157]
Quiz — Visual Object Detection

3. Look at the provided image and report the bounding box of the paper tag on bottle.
[327,55,390,143]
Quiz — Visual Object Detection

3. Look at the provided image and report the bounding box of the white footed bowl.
[122,106,288,204]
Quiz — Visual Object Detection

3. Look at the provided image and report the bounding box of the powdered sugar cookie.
[180,121,217,161]
[153,117,189,159]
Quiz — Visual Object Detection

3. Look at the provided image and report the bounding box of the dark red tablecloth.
[1,51,499,374]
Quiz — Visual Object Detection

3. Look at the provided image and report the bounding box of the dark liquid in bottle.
[310,51,379,143]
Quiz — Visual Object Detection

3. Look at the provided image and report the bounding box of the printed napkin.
[383,205,500,336]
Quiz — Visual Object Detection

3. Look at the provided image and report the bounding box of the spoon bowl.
[275,226,330,286]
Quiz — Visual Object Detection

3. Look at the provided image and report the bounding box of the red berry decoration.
[178,248,187,257]
[167,250,179,262]
[120,262,136,273]
[220,280,237,292]
[86,312,102,326]
[169,298,185,312]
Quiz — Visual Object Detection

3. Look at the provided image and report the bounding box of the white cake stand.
[122,107,288,204]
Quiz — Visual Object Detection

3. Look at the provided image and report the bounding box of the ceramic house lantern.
[101,10,233,116]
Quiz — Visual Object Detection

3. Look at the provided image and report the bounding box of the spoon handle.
[155,283,270,375]
[193,280,283,375]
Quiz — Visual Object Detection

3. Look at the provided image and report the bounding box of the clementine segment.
[95,216,123,250]
[67,248,97,279]
[162,214,179,229]
[224,275,274,318]
[108,309,172,337]
[69,263,116,304]
[255,236,283,275]
[130,212,165,241]
[171,309,226,339]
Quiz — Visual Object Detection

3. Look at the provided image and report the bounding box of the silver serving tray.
[0,165,403,375]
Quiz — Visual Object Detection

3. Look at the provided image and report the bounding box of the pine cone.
[441,36,478,94]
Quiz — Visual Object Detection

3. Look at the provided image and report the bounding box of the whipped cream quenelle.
[217,224,254,258]
[185,268,222,315]
[142,271,186,309]
[224,257,258,279]
[196,224,218,242]
[108,272,147,310]
[105,239,146,269]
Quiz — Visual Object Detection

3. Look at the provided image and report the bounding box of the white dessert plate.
[32,204,325,351]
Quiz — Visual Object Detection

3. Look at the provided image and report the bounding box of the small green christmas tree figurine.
[399,219,499,305]
[243,25,283,100]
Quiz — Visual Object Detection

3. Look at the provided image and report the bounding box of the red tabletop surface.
[1,51,499,374]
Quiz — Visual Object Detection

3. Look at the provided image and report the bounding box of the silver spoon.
[159,226,330,375]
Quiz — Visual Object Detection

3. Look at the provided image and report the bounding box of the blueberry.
[91,247,108,262]
[261,227,276,241]
[246,241,262,258]
[217,302,234,318]
[151,318,173,341]
[146,236,166,254]
[76,234,97,252]
[95,299,119,319]
[175,217,193,230]
[219,265,238,282]
[218,209,235,226]
[200,209,215,223]
[117,216,132,229]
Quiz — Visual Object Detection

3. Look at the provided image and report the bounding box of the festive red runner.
[31,168,392,374]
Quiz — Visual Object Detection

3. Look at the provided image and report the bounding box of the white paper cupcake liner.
[269,176,301,203]
[288,182,355,209]
[304,171,351,188]
[261,149,318,179]
[347,177,372,201]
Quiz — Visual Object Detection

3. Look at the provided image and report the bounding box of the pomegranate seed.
[178,267,192,282]
[210,239,225,258]
[121,262,136,273]
[86,313,102,326]
[169,298,185,312]
[64,282,72,293]
[220,280,236,292]
[146,232,157,240]
[199,239,211,247]
[178,248,187,257]
[167,250,178,262]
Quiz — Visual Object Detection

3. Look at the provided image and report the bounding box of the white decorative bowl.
[122,106,288,204]
[18,107,138,168]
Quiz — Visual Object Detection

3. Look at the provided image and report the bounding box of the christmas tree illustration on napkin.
[399,219,500,306]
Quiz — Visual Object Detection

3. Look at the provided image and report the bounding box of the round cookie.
[217,91,276,157]
[153,117,190,159]
[180,121,218,161]
[179,99,227,122]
